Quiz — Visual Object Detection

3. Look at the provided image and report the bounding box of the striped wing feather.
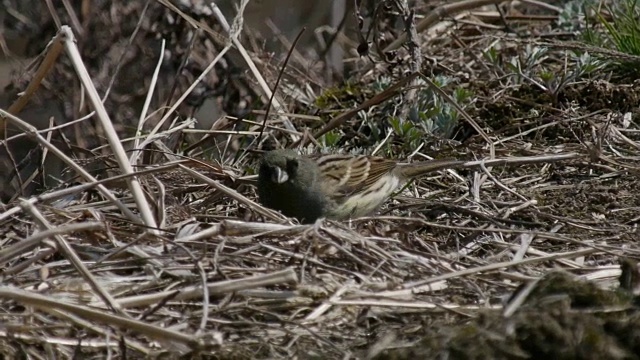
[312,154,397,201]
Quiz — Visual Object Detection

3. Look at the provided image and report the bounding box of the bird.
[257,149,465,223]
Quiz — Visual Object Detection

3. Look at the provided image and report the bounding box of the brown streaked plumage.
[257,149,463,223]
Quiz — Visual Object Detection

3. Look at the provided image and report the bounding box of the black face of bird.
[258,151,326,223]
[269,163,288,184]
[260,157,294,185]
[259,150,306,186]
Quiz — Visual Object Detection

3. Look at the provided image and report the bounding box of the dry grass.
[1,0,640,358]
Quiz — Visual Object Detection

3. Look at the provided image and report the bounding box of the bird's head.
[257,149,325,223]
[259,149,315,187]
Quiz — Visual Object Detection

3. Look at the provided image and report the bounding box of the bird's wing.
[313,154,397,199]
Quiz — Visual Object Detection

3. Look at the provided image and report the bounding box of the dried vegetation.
[1,0,640,358]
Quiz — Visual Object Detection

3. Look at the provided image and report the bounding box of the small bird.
[257,149,464,223]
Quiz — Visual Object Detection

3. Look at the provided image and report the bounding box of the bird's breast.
[258,179,328,223]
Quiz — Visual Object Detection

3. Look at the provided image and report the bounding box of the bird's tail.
[396,159,466,178]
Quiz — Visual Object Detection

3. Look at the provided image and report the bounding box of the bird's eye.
[286,159,298,174]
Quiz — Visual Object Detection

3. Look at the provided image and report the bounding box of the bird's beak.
[271,166,289,184]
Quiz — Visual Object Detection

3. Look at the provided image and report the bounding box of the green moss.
[374,272,639,360]
[314,82,363,110]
